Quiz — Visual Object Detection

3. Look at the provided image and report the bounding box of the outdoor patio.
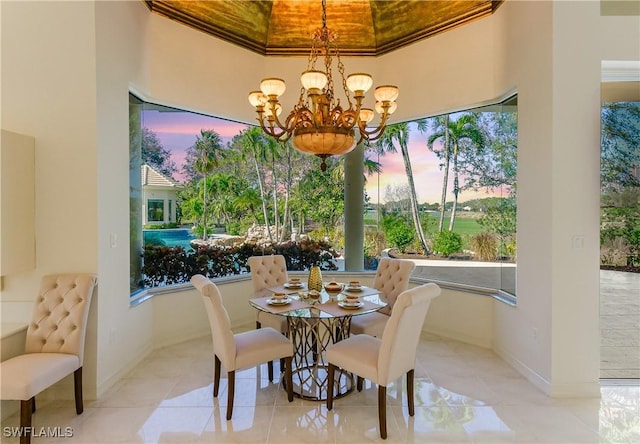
[413,262,639,380]
[600,270,640,379]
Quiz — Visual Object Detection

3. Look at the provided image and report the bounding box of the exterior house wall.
[142,188,178,225]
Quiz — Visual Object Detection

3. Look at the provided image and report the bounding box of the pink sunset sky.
[142,110,499,205]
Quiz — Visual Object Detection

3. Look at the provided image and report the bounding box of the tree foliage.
[142,127,177,178]
[601,102,640,192]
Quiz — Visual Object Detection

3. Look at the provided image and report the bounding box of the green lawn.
[449,216,484,236]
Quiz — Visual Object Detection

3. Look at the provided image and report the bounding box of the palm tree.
[193,129,225,239]
[239,127,275,243]
[427,115,451,232]
[428,114,485,230]
[374,122,430,254]
[263,136,285,242]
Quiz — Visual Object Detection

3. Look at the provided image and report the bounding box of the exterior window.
[366,96,517,297]
[600,100,640,272]
[148,199,164,222]
[129,94,517,299]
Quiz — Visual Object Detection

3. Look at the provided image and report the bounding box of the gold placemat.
[318,300,384,317]
[341,286,380,297]
[250,296,311,314]
[269,283,308,294]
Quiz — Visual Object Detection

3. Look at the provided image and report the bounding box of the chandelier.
[248,0,398,171]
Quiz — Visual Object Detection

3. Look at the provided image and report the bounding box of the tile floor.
[2,332,639,444]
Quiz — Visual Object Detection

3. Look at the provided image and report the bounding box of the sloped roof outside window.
[141,164,182,188]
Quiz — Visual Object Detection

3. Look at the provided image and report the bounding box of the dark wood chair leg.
[284,357,293,402]
[268,360,274,382]
[326,363,335,410]
[213,355,221,397]
[378,385,387,439]
[407,369,415,416]
[226,370,235,421]
[280,357,285,372]
[20,398,33,444]
[74,367,84,414]
[256,321,261,329]
[357,376,364,392]
[32,397,36,413]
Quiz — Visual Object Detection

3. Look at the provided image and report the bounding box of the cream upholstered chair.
[326,283,440,439]
[349,257,416,337]
[191,274,294,420]
[0,274,97,444]
[248,255,289,334]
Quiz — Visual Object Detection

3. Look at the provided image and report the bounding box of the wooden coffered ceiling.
[144,0,503,56]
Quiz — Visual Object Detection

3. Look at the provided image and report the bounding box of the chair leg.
[378,385,387,439]
[20,398,33,444]
[326,363,335,410]
[256,321,261,329]
[226,370,235,421]
[74,367,84,414]
[280,357,285,372]
[213,355,221,397]
[357,376,364,392]
[407,369,415,417]
[268,360,274,382]
[32,397,36,413]
[284,357,293,402]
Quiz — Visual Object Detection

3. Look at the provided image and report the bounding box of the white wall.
[93,0,153,397]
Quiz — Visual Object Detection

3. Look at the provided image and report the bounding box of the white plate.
[267,298,291,305]
[284,282,303,289]
[344,286,363,292]
[338,301,364,309]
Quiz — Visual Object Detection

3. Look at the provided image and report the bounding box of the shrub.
[432,230,463,257]
[471,232,498,261]
[387,224,415,253]
[142,239,340,288]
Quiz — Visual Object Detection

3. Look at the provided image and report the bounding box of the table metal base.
[287,315,353,401]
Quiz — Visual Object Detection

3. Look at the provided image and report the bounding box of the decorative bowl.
[324,282,342,293]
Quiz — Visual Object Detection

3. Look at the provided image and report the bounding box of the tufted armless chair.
[0,273,97,444]
[326,283,441,439]
[191,274,293,420]
[350,258,415,337]
[248,255,289,335]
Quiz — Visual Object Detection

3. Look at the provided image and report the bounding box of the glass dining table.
[249,283,386,401]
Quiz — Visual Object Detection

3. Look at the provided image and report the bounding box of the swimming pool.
[143,228,197,250]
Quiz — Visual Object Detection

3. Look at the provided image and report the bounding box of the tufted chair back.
[191,274,237,370]
[248,255,289,291]
[373,258,416,315]
[378,283,441,384]
[25,273,98,365]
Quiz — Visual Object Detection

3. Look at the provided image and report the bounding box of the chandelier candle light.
[248,0,398,171]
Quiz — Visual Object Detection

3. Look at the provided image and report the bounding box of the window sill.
[130,272,516,307]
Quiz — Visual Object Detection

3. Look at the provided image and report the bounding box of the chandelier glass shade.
[248,0,398,171]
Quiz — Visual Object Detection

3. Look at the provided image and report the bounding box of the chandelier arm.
[256,114,291,143]
[336,109,358,130]
[357,120,389,142]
